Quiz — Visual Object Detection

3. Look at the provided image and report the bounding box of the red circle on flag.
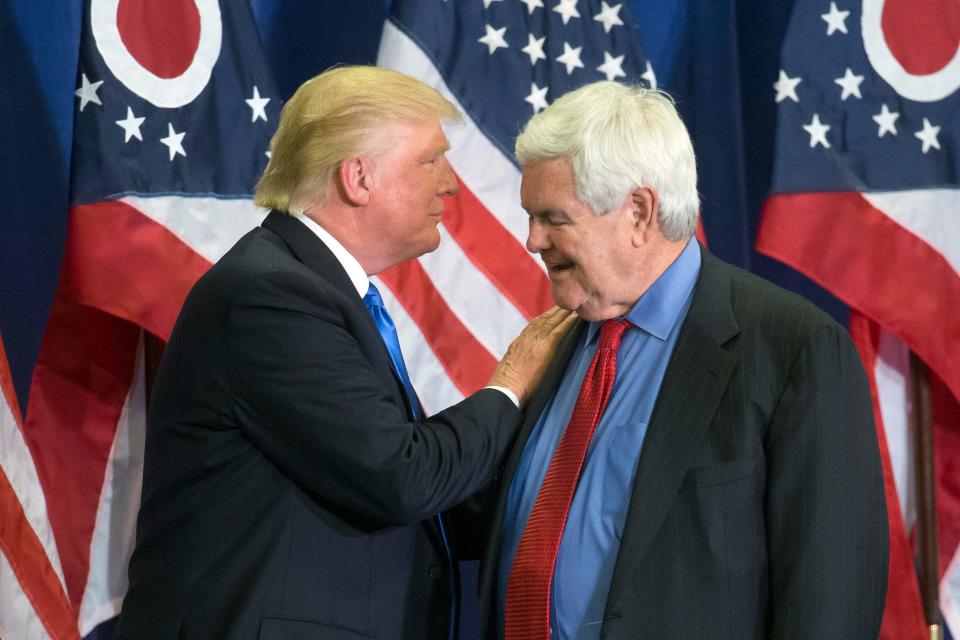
[117,0,201,79]
[881,0,960,75]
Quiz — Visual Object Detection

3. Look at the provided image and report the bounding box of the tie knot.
[363,282,384,309]
[599,319,630,351]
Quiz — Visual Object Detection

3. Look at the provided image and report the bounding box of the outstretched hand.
[488,306,578,407]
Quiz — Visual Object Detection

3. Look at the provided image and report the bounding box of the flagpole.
[910,352,941,640]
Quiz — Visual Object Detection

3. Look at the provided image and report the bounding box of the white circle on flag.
[90,0,222,109]
[862,0,960,102]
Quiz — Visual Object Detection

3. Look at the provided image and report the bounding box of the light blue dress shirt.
[499,238,701,639]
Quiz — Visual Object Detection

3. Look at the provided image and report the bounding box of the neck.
[621,236,690,307]
[303,203,385,276]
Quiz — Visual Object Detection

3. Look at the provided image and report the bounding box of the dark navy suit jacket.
[480,246,888,639]
[115,211,520,639]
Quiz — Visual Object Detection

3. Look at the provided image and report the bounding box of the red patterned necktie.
[504,319,630,640]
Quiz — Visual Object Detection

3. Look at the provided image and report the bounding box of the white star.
[75,73,103,112]
[914,118,941,153]
[872,104,899,137]
[553,0,580,25]
[593,2,624,33]
[525,82,549,113]
[115,106,145,143]
[556,42,584,75]
[522,33,547,65]
[597,52,626,81]
[821,2,850,36]
[834,67,864,100]
[160,123,186,160]
[478,23,508,54]
[641,61,657,88]
[773,70,801,103]
[520,0,544,14]
[245,86,270,123]
[802,113,831,148]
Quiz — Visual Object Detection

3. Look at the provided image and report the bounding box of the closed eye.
[528,211,571,227]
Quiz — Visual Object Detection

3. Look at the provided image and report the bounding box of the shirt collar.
[290,212,369,298]
[585,237,702,344]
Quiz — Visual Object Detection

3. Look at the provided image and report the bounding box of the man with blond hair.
[114,66,573,640]
[481,81,888,639]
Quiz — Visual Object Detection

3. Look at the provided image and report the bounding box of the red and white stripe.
[5,197,261,635]
[1,335,78,639]
[376,19,553,412]
[76,340,146,635]
[758,190,960,403]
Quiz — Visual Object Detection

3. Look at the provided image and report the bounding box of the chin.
[575,302,628,322]
[551,286,587,316]
[415,234,441,257]
[574,309,610,322]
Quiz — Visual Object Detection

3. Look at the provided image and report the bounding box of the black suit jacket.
[114,211,520,640]
[480,246,888,639]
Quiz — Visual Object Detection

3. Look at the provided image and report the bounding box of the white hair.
[515,81,699,240]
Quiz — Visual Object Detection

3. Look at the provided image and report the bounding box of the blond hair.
[516,81,699,241]
[254,66,460,214]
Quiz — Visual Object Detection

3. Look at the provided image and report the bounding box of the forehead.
[520,157,577,208]
[390,118,449,149]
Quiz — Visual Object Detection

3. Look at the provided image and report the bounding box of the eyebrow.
[527,208,572,222]
[424,144,450,161]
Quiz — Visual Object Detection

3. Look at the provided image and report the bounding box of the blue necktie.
[363,282,421,420]
[363,282,457,639]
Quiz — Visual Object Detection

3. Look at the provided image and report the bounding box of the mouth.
[544,259,575,274]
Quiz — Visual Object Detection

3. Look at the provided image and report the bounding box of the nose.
[526,217,551,254]
[437,156,459,196]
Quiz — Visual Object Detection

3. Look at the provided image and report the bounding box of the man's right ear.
[337,157,373,206]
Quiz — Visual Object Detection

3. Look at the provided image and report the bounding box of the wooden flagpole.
[910,353,941,640]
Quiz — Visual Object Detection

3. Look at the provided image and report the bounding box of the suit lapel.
[606,247,740,605]
[260,210,408,412]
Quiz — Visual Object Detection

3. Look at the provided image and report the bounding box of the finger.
[544,308,574,329]
[520,308,558,334]
[528,306,559,327]
[550,311,578,336]
[539,306,572,329]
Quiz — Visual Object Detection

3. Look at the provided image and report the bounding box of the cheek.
[421,178,440,202]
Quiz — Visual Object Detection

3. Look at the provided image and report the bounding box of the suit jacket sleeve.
[765,323,888,638]
[223,266,520,528]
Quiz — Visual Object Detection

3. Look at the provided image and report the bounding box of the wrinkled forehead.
[520,157,577,206]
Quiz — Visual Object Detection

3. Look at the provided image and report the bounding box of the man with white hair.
[480,81,888,639]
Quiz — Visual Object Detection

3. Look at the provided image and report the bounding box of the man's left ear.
[629,186,659,247]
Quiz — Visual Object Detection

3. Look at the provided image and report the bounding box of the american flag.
[0,0,277,636]
[374,0,653,414]
[756,0,960,637]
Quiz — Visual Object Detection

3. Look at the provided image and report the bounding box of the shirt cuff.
[484,385,519,408]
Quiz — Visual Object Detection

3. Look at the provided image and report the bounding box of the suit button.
[428,565,443,580]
